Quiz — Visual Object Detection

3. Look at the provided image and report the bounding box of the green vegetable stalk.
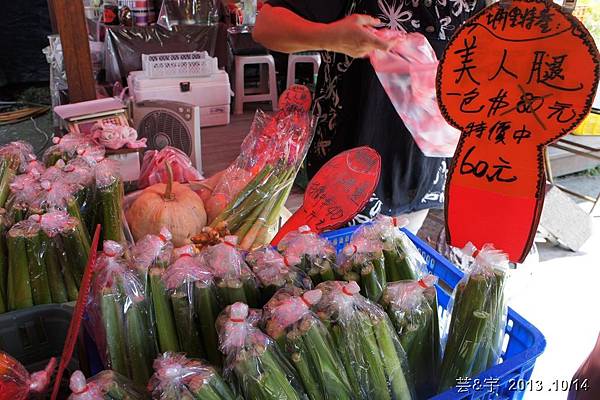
[218,302,307,400]
[263,288,354,400]
[336,243,387,302]
[98,178,127,244]
[149,268,179,353]
[438,244,508,393]
[314,281,415,400]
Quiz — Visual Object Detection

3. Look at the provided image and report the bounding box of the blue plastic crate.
[322,225,546,400]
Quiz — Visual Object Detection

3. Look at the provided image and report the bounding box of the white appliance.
[128,70,231,127]
[132,100,203,174]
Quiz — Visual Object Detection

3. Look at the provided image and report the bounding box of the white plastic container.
[128,70,231,127]
[142,51,218,78]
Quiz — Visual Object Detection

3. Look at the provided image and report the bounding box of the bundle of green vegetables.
[246,245,313,306]
[314,281,415,400]
[94,158,131,244]
[5,211,89,311]
[352,215,427,283]
[276,225,337,284]
[42,133,100,167]
[150,245,222,366]
[438,243,508,392]
[148,353,239,400]
[201,236,261,308]
[68,370,149,400]
[87,240,157,386]
[218,302,308,400]
[262,287,355,400]
[381,275,441,398]
[336,237,387,302]
[0,141,36,208]
[131,227,174,276]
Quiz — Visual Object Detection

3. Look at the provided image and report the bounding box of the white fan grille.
[137,110,193,156]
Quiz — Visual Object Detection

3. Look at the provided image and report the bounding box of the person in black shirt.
[254,0,485,231]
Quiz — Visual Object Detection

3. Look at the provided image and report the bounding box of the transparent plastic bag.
[381,275,441,398]
[0,353,55,400]
[245,245,312,305]
[131,227,174,274]
[353,215,428,283]
[336,236,386,302]
[157,0,220,29]
[314,281,415,400]
[94,158,132,244]
[217,302,308,400]
[201,236,260,307]
[208,86,315,250]
[5,211,89,311]
[87,241,157,386]
[151,246,222,365]
[277,225,337,284]
[68,370,149,400]
[138,146,203,189]
[438,243,509,392]
[42,134,98,167]
[369,30,460,158]
[148,352,238,400]
[262,287,354,400]
[0,141,36,173]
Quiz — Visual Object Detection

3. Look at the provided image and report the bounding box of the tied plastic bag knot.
[29,357,56,394]
[247,246,312,291]
[263,288,322,336]
[342,281,361,296]
[162,254,213,290]
[0,352,56,400]
[220,302,251,353]
[131,229,174,273]
[68,371,101,398]
[29,210,78,238]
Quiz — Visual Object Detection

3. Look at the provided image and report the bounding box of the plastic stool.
[286,52,321,88]
[234,54,279,115]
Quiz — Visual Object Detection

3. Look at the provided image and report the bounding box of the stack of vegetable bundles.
[150,244,222,366]
[381,275,441,398]
[87,240,156,386]
[207,85,315,250]
[5,211,90,312]
[276,225,337,284]
[201,236,261,308]
[314,281,415,400]
[217,302,308,400]
[147,353,238,400]
[262,287,354,400]
[337,215,428,302]
[68,370,149,400]
[439,243,508,392]
[246,245,313,306]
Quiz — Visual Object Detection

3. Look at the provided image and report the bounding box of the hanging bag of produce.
[246,245,312,305]
[381,275,441,398]
[438,243,509,392]
[148,353,238,400]
[262,287,355,400]
[336,237,387,302]
[0,353,55,400]
[276,226,337,284]
[201,236,261,308]
[218,302,308,400]
[314,281,415,400]
[68,370,149,400]
[87,240,157,386]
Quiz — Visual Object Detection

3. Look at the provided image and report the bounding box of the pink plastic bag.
[0,353,56,400]
[138,146,203,189]
[369,30,460,158]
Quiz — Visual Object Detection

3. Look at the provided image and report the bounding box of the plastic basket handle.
[51,225,102,400]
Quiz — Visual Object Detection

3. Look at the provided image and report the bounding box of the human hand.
[324,14,393,58]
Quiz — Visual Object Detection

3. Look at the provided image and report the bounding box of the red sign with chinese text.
[271,146,381,245]
[438,0,600,262]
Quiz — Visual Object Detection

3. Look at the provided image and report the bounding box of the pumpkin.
[126,162,207,247]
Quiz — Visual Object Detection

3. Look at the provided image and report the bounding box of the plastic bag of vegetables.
[0,352,55,400]
[353,215,427,282]
[381,275,441,398]
[314,281,415,400]
[148,353,239,400]
[246,245,312,305]
[438,243,509,392]
[131,227,174,275]
[68,370,149,400]
[0,141,36,208]
[201,236,260,308]
[276,225,336,284]
[5,211,89,310]
[151,245,221,365]
[87,240,157,386]
[94,158,131,244]
[42,134,100,167]
[262,287,355,400]
[336,237,387,302]
[218,302,308,400]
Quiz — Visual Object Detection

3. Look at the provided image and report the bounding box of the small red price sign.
[437,0,599,262]
[51,225,101,400]
[271,146,381,245]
